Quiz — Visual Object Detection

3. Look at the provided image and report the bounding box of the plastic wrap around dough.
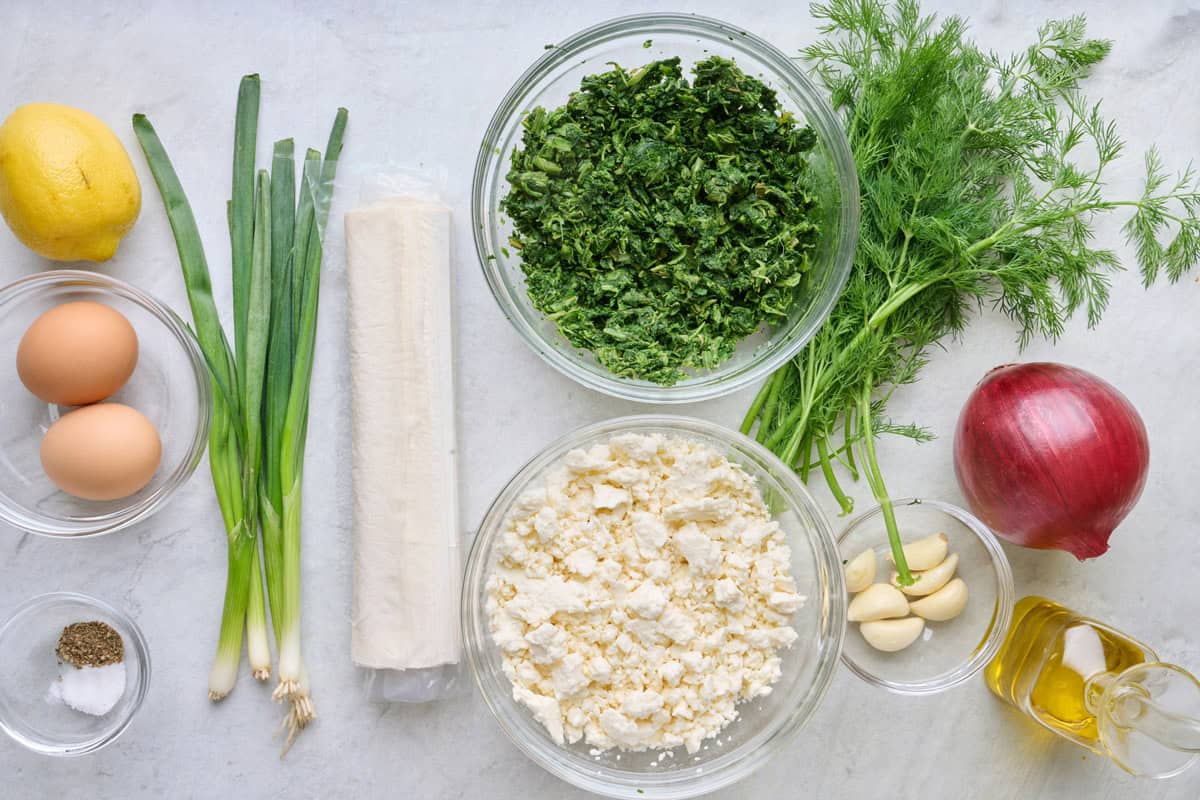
[345,197,461,694]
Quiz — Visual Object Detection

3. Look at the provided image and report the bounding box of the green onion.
[243,167,274,679]
[260,138,295,663]
[133,78,346,720]
[132,107,256,700]
[206,391,252,698]
[271,113,347,739]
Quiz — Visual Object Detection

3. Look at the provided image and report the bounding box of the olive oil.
[984,596,1154,751]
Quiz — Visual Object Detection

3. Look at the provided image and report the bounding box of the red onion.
[953,362,1149,559]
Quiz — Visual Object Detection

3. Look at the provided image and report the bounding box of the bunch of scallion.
[742,1,1200,583]
[133,75,346,744]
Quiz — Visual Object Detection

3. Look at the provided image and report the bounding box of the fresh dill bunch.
[741,0,1200,580]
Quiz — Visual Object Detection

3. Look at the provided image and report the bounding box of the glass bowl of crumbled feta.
[462,415,846,798]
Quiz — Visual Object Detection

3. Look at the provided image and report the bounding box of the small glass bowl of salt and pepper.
[0,591,150,755]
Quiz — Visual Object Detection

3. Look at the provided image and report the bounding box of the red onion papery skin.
[953,362,1150,560]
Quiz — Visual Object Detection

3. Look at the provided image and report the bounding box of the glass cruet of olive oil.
[985,596,1200,778]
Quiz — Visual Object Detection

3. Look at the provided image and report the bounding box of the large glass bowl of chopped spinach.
[473,13,858,402]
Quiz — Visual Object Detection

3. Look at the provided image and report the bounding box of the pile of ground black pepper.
[56,620,124,667]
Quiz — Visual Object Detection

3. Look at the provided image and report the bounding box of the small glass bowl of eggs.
[0,270,210,537]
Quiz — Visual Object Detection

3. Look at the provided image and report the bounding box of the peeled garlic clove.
[909,577,969,621]
[844,548,877,593]
[887,532,949,572]
[860,617,925,652]
[847,583,909,622]
[892,553,959,597]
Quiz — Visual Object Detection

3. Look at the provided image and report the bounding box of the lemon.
[0,103,141,262]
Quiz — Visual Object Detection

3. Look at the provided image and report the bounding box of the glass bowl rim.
[0,269,212,538]
[0,590,152,756]
[471,12,860,403]
[461,413,847,798]
[836,497,1015,695]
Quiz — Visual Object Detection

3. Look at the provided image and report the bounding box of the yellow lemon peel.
[0,103,141,262]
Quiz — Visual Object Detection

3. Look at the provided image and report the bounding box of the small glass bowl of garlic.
[836,498,1014,694]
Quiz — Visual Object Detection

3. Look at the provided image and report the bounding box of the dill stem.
[779,349,821,462]
[796,434,814,481]
[755,370,785,445]
[962,194,1150,257]
[816,437,854,515]
[739,369,777,438]
[842,405,859,480]
[858,376,913,585]
[740,375,774,436]
[774,363,799,431]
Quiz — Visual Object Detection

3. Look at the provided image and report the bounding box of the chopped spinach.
[502,56,821,385]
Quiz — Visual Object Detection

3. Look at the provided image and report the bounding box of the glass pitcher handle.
[1097,662,1200,778]
[1107,682,1200,751]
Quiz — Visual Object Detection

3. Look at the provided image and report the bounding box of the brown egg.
[17,301,138,405]
[41,403,162,501]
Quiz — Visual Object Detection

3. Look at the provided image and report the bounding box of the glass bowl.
[462,415,846,798]
[472,14,859,403]
[837,498,1014,695]
[0,592,151,756]
[0,270,210,537]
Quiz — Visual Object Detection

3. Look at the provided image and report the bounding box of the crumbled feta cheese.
[564,445,611,473]
[514,687,564,744]
[589,656,613,684]
[626,580,668,619]
[563,548,598,578]
[599,708,644,748]
[608,433,661,462]
[513,488,547,515]
[663,496,734,522]
[658,606,698,644]
[533,507,559,542]
[658,660,684,686]
[486,434,802,755]
[592,484,631,512]
[631,512,669,554]
[622,690,664,719]
[491,610,527,653]
[713,578,745,611]
[769,591,806,614]
[740,520,777,548]
[608,466,648,486]
[526,622,568,665]
[672,524,722,575]
[645,559,671,581]
[552,653,589,699]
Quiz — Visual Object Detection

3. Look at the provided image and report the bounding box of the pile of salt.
[46,662,126,716]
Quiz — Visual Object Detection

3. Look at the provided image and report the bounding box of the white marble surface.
[1,0,1199,797]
